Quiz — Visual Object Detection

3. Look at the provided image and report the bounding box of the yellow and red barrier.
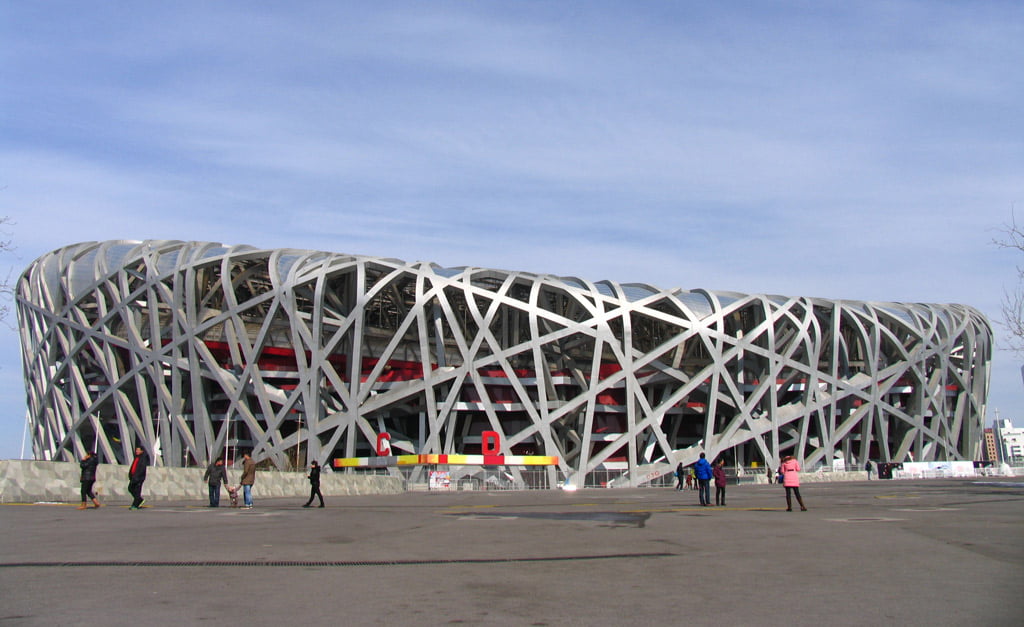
[333,431,558,468]
[333,454,558,468]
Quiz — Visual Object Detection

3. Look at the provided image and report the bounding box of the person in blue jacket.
[693,452,714,506]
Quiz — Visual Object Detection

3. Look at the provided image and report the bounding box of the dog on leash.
[226,485,240,508]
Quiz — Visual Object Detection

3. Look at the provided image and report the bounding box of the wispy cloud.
[0,0,1022,457]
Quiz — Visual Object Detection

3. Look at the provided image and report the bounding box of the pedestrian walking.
[302,460,325,508]
[694,452,713,506]
[78,450,101,509]
[780,455,807,511]
[713,458,727,506]
[675,462,685,491]
[203,458,229,507]
[865,460,873,480]
[127,446,149,510]
[239,451,256,509]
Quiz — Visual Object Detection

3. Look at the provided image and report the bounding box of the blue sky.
[1,1,1022,459]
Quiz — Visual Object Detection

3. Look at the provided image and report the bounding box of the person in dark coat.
[128,446,149,510]
[713,458,728,506]
[675,462,685,491]
[78,450,101,509]
[303,460,325,508]
[239,451,256,509]
[203,458,229,507]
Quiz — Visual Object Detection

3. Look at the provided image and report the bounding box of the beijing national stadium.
[16,240,992,488]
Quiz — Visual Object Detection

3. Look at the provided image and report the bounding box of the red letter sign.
[482,430,500,455]
[376,432,392,456]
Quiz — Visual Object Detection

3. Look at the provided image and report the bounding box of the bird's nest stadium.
[17,240,991,488]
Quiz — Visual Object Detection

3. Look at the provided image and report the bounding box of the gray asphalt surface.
[2,478,1022,626]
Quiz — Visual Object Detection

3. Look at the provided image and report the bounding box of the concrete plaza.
[1,478,1021,625]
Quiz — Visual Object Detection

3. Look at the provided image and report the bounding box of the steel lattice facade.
[17,240,992,487]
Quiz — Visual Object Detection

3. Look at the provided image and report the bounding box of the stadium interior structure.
[17,240,992,488]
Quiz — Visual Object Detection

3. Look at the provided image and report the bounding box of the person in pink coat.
[779,455,807,511]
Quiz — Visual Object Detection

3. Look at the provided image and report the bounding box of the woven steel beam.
[17,241,992,487]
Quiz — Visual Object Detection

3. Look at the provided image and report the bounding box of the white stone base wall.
[0,460,403,503]
[745,470,878,484]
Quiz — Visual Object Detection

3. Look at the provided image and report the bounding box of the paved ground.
[1,478,1022,626]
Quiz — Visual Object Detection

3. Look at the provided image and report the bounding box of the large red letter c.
[376,432,392,456]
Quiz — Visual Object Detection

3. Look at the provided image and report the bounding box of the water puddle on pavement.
[889,507,962,512]
[824,517,906,523]
[452,510,650,527]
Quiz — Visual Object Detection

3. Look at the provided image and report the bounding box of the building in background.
[981,427,999,463]
[993,419,1024,465]
[17,241,993,487]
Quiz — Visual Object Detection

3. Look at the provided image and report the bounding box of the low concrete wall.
[0,460,404,503]
[742,470,877,484]
[739,468,1013,484]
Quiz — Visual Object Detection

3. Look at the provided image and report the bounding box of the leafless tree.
[0,216,13,323]
[994,212,1024,353]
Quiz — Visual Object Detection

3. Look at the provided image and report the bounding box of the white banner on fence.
[896,461,975,478]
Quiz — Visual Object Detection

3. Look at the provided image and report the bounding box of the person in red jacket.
[779,455,807,511]
[712,458,728,506]
[127,446,149,510]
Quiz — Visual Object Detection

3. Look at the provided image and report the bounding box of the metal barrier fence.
[341,463,1024,491]
[346,466,676,491]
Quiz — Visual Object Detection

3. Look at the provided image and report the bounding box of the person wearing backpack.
[780,455,807,511]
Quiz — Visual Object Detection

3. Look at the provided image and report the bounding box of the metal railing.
[335,462,1024,491]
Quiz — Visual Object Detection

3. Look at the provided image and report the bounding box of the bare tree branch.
[994,210,1024,353]
[0,216,14,323]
